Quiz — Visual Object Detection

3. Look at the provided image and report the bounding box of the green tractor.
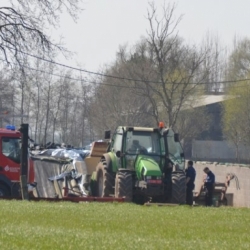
[92,124,186,204]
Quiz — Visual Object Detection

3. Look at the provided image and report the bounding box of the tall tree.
[110,3,214,129]
[201,33,227,93]
[89,62,154,139]
[88,2,215,140]
[0,67,15,127]
[222,38,250,161]
[142,2,213,129]
[226,37,250,81]
[222,81,250,162]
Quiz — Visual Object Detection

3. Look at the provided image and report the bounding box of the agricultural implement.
[194,173,240,206]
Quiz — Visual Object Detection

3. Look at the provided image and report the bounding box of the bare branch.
[0,1,82,67]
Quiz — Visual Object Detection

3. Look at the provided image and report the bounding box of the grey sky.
[40,1,250,72]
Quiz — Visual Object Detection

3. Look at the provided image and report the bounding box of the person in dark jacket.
[203,167,215,206]
[163,158,173,202]
[185,160,196,205]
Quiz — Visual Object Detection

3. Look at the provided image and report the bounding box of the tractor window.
[125,131,161,155]
[125,131,162,169]
[1,137,21,163]
[165,130,184,170]
[113,133,123,152]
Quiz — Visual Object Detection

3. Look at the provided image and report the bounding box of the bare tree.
[32,60,43,142]
[200,33,228,93]
[0,0,82,65]
[89,62,155,138]
[49,72,65,143]
[0,67,15,126]
[88,3,215,139]
[72,72,93,146]
[144,2,212,129]
[56,72,76,144]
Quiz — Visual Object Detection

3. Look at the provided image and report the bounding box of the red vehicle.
[0,125,34,197]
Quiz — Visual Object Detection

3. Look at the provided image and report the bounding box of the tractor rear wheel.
[96,161,114,197]
[171,172,186,204]
[115,171,133,202]
[0,184,10,197]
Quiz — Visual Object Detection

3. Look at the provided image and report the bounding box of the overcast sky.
[56,0,250,72]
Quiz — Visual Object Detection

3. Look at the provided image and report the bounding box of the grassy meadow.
[0,200,250,250]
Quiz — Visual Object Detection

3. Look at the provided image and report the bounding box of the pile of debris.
[30,147,91,198]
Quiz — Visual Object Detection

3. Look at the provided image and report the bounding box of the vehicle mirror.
[104,130,111,139]
[116,150,121,158]
[180,152,184,158]
[174,133,179,142]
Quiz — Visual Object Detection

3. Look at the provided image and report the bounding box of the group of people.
[185,160,215,206]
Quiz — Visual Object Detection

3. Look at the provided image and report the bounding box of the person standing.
[203,167,215,206]
[185,160,196,205]
[162,158,173,202]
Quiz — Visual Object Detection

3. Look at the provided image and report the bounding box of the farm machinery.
[89,123,186,204]
[0,123,187,205]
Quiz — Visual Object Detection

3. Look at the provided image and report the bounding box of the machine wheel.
[96,161,114,197]
[0,184,11,197]
[115,171,133,202]
[171,172,186,204]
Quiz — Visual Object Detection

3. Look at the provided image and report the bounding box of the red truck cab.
[0,125,34,197]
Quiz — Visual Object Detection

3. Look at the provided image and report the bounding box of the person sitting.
[128,140,147,154]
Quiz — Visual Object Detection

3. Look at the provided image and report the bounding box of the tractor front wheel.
[115,171,133,202]
[96,161,114,197]
[171,172,186,204]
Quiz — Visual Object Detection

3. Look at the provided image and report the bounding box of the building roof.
[181,94,236,110]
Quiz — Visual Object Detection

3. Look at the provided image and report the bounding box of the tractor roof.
[117,126,158,132]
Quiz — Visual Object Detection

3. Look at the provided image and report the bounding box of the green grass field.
[0,200,250,250]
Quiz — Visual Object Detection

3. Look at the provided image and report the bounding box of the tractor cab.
[108,124,185,172]
[124,128,163,171]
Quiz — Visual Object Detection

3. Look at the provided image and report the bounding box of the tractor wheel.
[115,171,133,202]
[0,184,10,197]
[96,161,114,197]
[171,172,186,204]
